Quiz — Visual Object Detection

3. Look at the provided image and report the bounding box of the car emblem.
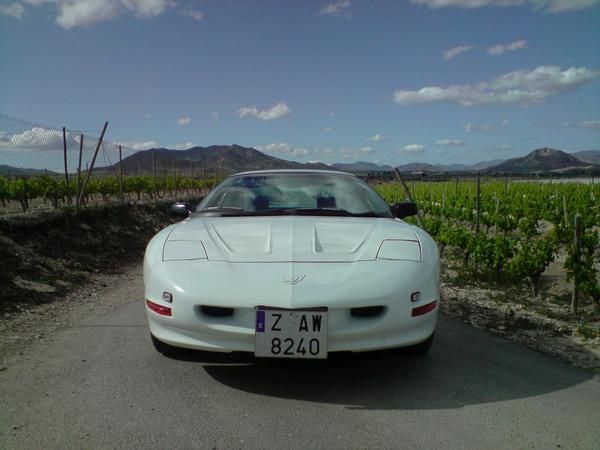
[282,274,306,285]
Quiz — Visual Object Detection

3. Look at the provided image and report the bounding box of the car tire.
[404,332,434,355]
[151,334,180,356]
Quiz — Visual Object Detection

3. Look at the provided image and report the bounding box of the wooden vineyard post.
[172,157,177,196]
[152,151,157,202]
[393,168,424,229]
[563,196,568,227]
[75,134,83,211]
[62,127,71,206]
[77,121,108,207]
[571,214,582,314]
[475,171,481,234]
[118,145,124,202]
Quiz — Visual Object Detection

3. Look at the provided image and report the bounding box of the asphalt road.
[1,269,599,450]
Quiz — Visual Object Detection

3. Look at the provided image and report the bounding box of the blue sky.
[1,0,599,169]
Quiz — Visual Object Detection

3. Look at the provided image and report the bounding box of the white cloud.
[411,0,523,8]
[360,146,375,153]
[323,127,333,132]
[393,66,600,107]
[114,139,196,151]
[487,40,527,55]
[56,0,119,29]
[15,0,172,29]
[169,142,194,150]
[123,0,170,17]
[318,0,351,17]
[0,127,81,150]
[210,112,219,120]
[368,134,386,142]
[328,112,335,117]
[435,139,465,146]
[443,45,473,60]
[238,102,291,121]
[0,2,25,18]
[256,143,311,157]
[398,144,425,154]
[464,119,509,133]
[410,0,600,13]
[182,9,202,21]
[531,0,600,12]
[563,120,600,129]
[177,116,191,126]
[118,139,161,150]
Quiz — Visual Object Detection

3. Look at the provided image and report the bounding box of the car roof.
[232,169,355,177]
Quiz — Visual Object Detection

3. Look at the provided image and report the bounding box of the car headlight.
[163,240,208,261]
[376,239,422,262]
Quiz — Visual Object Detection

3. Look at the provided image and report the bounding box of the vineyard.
[376,178,600,314]
[0,174,214,214]
[1,172,599,316]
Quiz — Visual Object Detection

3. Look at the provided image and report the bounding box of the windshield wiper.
[193,207,247,217]
[194,207,386,218]
[227,208,384,217]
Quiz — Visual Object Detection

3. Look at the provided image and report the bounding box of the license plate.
[255,307,328,359]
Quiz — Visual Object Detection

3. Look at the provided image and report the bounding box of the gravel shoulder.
[0,264,141,370]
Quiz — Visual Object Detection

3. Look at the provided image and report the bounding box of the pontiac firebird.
[143,170,440,359]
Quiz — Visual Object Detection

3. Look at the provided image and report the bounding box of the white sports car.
[144,170,440,359]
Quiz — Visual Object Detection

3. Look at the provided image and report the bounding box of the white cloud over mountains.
[256,143,377,160]
[256,143,311,157]
[0,127,76,150]
[393,66,600,107]
[398,144,425,154]
[238,102,291,121]
[410,0,600,13]
[118,139,161,151]
[177,116,191,126]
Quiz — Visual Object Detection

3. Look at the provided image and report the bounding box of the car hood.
[166,216,419,263]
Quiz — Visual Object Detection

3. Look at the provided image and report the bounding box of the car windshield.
[195,172,393,218]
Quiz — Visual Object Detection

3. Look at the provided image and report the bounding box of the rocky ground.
[0,204,598,373]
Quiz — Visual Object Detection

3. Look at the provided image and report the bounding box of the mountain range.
[107,145,599,175]
[96,145,332,176]
[2,146,599,177]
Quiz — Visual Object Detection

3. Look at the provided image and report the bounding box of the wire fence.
[0,113,210,214]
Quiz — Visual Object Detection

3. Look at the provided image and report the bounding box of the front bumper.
[144,260,439,353]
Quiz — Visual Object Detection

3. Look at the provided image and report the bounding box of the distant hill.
[572,150,600,165]
[332,161,392,172]
[488,148,592,174]
[0,165,58,177]
[470,159,507,170]
[395,162,440,172]
[100,145,334,175]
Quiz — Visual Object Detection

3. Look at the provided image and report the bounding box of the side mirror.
[170,202,192,218]
[390,201,418,219]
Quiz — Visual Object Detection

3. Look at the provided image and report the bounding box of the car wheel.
[404,332,434,355]
[151,334,180,356]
